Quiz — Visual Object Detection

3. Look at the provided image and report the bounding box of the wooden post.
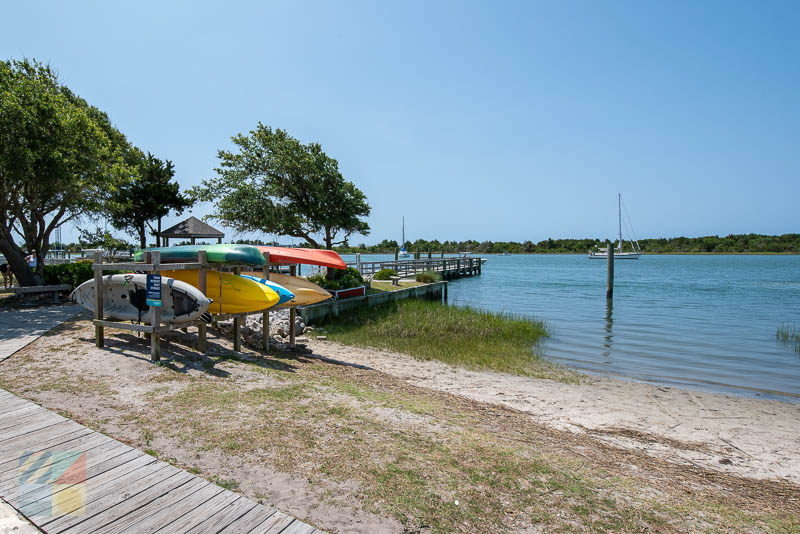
[444,281,448,302]
[441,249,444,258]
[94,252,104,347]
[394,247,399,261]
[356,253,362,275]
[289,265,297,348]
[262,253,270,351]
[151,251,161,362]
[198,251,208,353]
[233,266,241,352]
[427,248,432,259]
[606,240,614,300]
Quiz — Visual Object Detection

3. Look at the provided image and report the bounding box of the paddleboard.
[240,275,295,306]
[257,246,346,270]
[168,269,279,314]
[71,274,211,324]
[134,244,266,266]
[265,273,332,307]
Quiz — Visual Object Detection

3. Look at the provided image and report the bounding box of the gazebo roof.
[159,216,224,238]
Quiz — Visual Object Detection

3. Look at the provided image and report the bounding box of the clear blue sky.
[3,0,798,245]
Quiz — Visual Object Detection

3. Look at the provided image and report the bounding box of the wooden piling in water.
[606,240,614,299]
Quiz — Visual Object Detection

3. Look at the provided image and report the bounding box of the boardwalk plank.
[0,426,88,466]
[217,503,277,533]
[189,496,258,534]
[49,470,195,534]
[0,417,73,444]
[0,441,141,515]
[154,489,242,533]
[0,392,327,534]
[0,402,40,421]
[42,463,178,531]
[280,522,317,534]
[0,430,109,483]
[250,511,295,534]
[88,477,211,534]
[0,427,93,474]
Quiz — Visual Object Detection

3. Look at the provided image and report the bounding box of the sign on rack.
[146,274,162,307]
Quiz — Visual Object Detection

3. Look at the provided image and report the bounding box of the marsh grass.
[315,299,574,381]
[777,323,800,352]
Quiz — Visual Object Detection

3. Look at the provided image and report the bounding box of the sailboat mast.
[402,216,405,247]
[618,193,623,252]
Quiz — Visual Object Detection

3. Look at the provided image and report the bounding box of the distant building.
[158,216,224,246]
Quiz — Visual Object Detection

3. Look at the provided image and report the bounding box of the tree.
[194,124,370,250]
[108,153,193,248]
[78,227,132,251]
[0,59,135,286]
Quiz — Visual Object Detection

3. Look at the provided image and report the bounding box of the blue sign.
[146,274,162,307]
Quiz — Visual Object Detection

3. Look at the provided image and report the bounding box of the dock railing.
[347,257,482,279]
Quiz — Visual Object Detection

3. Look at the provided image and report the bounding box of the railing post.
[94,252,104,347]
[198,250,208,353]
[151,251,161,362]
[289,265,297,348]
[262,252,270,351]
[233,266,241,352]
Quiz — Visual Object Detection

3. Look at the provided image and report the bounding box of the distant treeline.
[332,234,800,255]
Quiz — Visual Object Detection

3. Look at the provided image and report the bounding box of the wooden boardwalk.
[0,389,323,534]
[349,256,483,280]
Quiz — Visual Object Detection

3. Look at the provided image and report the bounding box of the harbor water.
[344,253,800,402]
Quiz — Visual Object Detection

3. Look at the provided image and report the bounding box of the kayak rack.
[91,251,301,362]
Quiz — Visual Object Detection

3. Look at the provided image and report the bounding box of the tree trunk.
[138,225,146,249]
[156,217,162,247]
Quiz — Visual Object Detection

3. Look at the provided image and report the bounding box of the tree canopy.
[0,59,135,285]
[194,124,370,249]
[108,152,193,248]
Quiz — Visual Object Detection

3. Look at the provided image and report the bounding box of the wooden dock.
[349,256,483,280]
[0,389,323,534]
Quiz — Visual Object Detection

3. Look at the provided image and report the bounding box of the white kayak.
[71,274,211,324]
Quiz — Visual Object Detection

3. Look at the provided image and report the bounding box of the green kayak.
[134,244,266,266]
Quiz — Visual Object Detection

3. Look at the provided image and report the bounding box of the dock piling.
[93,252,104,348]
[606,240,614,299]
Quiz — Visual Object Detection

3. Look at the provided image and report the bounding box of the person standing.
[0,263,12,289]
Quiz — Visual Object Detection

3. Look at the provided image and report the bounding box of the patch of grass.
[317,299,573,381]
[373,268,397,280]
[777,323,800,352]
[144,448,158,457]
[211,476,239,491]
[415,271,440,283]
[368,280,425,293]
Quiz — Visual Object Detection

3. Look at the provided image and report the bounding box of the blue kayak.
[241,275,295,306]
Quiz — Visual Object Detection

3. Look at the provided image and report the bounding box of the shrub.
[374,268,397,280]
[415,271,441,283]
[43,262,95,288]
[308,267,364,291]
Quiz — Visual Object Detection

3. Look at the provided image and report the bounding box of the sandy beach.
[1,313,798,532]
[311,339,800,484]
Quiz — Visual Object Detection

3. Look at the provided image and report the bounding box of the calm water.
[343,254,800,402]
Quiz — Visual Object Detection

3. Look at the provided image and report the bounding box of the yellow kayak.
[168,270,279,314]
[266,273,332,308]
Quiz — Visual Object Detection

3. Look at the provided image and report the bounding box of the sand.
[310,339,800,484]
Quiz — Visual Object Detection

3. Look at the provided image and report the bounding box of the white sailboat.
[588,194,642,260]
[399,217,410,258]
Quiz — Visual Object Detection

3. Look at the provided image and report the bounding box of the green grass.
[777,323,800,352]
[315,299,573,381]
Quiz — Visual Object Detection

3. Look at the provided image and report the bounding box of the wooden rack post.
[606,240,614,299]
[151,251,161,362]
[94,252,104,347]
[198,251,208,353]
[233,266,242,352]
[289,264,297,347]
[262,252,270,351]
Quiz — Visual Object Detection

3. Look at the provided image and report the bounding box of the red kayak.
[257,246,346,270]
